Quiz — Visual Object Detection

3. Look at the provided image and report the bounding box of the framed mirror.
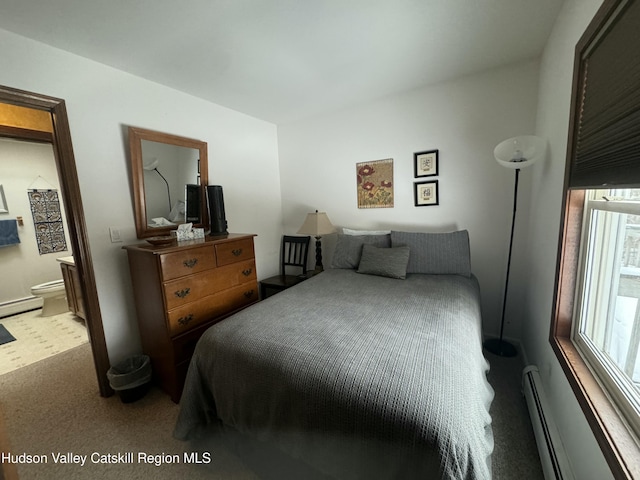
[128,126,208,239]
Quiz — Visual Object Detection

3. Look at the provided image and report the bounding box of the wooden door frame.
[0,84,112,397]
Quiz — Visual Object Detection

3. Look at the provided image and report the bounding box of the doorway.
[0,84,111,397]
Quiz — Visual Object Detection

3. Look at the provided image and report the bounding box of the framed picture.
[414,180,439,207]
[356,158,394,209]
[414,149,439,177]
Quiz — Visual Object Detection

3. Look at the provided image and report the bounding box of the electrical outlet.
[109,227,122,243]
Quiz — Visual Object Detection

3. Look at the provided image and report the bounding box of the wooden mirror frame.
[128,126,209,238]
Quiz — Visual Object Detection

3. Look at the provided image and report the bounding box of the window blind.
[570,0,640,189]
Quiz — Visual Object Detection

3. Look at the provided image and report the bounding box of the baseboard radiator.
[0,296,41,319]
[522,365,574,480]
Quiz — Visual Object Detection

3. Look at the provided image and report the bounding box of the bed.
[174,230,494,479]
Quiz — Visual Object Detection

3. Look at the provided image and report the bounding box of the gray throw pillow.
[390,230,471,277]
[357,244,410,279]
[331,234,391,269]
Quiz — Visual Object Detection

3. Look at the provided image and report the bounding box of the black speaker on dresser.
[206,185,228,236]
[185,184,201,223]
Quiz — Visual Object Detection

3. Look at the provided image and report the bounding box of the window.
[573,189,640,439]
[551,0,640,477]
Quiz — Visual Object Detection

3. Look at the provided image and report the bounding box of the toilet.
[30,280,69,317]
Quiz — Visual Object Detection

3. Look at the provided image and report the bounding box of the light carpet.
[486,349,544,480]
[0,342,543,479]
[0,343,257,480]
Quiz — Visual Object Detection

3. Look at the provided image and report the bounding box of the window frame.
[551,190,640,478]
[551,1,640,476]
[571,193,640,441]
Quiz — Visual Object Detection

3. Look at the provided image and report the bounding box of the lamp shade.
[494,135,546,169]
[143,157,159,171]
[297,211,337,236]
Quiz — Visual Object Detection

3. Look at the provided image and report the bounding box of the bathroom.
[0,136,88,374]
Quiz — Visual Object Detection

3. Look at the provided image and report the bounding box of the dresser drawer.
[171,320,217,365]
[159,246,216,281]
[215,238,255,266]
[215,280,258,315]
[167,282,259,337]
[163,259,257,310]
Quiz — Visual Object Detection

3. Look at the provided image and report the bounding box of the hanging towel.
[0,219,20,247]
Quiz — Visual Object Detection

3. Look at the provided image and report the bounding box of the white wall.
[0,29,283,364]
[0,138,72,304]
[513,0,614,478]
[277,60,540,337]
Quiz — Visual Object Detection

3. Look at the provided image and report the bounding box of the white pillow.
[342,228,391,236]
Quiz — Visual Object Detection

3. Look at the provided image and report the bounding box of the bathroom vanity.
[123,233,258,402]
[57,256,86,320]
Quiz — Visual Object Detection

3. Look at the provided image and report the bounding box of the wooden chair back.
[281,235,310,275]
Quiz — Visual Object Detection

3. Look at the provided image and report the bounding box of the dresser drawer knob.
[232,248,243,256]
[183,258,198,268]
[175,288,191,299]
[178,314,194,326]
[243,290,255,298]
[242,268,252,276]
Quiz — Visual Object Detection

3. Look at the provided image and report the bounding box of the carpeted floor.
[486,349,544,479]
[0,343,253,480]
[0,343,543,479]
[0,401,18,480]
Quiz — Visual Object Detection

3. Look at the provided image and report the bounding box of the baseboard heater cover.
[0,296,41,319]
[522,365,574,480]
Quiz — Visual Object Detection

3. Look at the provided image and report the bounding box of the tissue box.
[172,228,205,241]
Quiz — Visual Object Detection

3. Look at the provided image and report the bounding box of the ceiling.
[0,0,564,124]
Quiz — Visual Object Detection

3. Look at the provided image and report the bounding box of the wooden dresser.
[123,233,258,402]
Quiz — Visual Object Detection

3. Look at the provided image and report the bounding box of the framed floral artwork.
[414,180,439,207]
[414,149,439,177]
[356,159,394,209]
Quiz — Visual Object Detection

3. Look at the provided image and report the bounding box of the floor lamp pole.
[153,168,172,212]
[484,168,519,357]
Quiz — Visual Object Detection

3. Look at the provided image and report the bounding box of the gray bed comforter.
[174,269,494,479]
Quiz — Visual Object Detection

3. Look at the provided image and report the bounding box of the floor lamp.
[483,135,546,357]
[144,157,172,212]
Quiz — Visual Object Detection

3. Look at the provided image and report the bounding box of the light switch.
[109,227,122,243]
